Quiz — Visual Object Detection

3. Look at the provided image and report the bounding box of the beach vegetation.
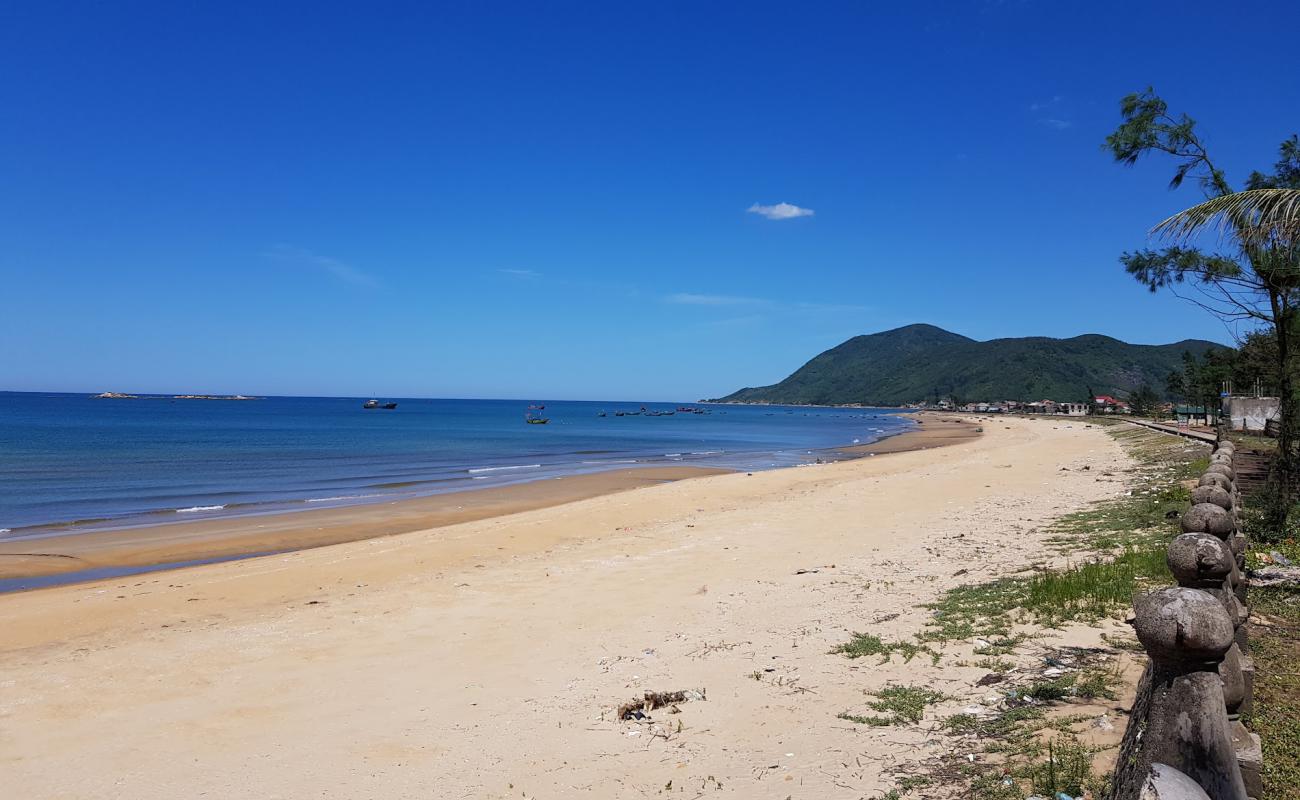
[1237,489,1300,800]
[830,632,939,664]
[872,775,931,800]
[1243,584,1300,798]
[1018,667,1119,703]
[940,686,1112,800]
[895,775,931,793]
[837,711,895,727]
[840,684,947,727]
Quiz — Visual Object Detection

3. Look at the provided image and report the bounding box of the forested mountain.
[711,324,1224,406]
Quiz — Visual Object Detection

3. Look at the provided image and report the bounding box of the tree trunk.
[1270,290,1295,497]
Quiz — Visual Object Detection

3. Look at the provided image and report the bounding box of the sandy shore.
[0,415,1127,798]
[0,414,978,584]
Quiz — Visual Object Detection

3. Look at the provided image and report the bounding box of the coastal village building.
[944,398,1105,417]
[1174,405,1214,426]
[1221,394,1281,432]
[1093,395,1131,414]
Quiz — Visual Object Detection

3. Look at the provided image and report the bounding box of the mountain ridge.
[710,324,1226,406]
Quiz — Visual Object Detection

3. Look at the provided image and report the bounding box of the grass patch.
[942,703,1109,800]
[871,777,941,800]
[869,685,946,723]
[1027,737,1105,798]
[830,632,940,664]
[1099,631,1144,652]
[922,545,1171,640]
[1245,585,1300,799]
[840,685,946,726]
[837,711,893,727]
[1015,668,1118,703]
[1246,537,1300,570]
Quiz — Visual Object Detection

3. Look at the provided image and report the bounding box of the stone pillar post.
[1140,764,1213,799]
[1111,587,1247,800]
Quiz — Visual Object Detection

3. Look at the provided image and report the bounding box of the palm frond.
[1152,188,1300,246]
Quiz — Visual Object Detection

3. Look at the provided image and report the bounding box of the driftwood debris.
[1248,565,1300,588]
[616,688,706,720]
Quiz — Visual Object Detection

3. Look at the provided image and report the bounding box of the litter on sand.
[616,688,707,721]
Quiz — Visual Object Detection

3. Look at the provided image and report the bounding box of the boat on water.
[363,399,398,410]
[525,405,550,424]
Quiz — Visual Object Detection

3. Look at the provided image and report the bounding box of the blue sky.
[2,1,1298,400]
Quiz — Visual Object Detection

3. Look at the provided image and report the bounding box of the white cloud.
[746,202,814,220]
[263,244,378,287]
[1029,95,1063,112]
[666,293,768,306]
[1029,96,1072,130]
[498,268,541,278]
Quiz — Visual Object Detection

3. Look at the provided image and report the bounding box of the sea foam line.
[177,505,225,513]
[306,493,384,503]
[467,464,542,474]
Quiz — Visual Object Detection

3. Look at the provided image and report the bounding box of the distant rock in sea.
[91,392,259,400]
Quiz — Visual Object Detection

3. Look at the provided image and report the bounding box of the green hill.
[710,324,1226,406]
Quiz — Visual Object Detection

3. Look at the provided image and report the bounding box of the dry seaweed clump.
[616,688,705,720]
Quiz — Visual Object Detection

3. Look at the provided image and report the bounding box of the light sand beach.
[0,415,1137,798]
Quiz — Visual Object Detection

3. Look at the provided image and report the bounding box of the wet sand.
[0,414,975,585]
[0,467,726,582]
[838,413,982,455]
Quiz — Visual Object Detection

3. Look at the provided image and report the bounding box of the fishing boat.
[525,405,550,424]
[363,399,398,410]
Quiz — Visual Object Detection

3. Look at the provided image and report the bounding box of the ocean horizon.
[0,392,914,539]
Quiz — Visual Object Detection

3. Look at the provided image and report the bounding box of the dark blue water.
[0,392,912,539]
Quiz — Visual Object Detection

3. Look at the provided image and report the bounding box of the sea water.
[0,393,913,538]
